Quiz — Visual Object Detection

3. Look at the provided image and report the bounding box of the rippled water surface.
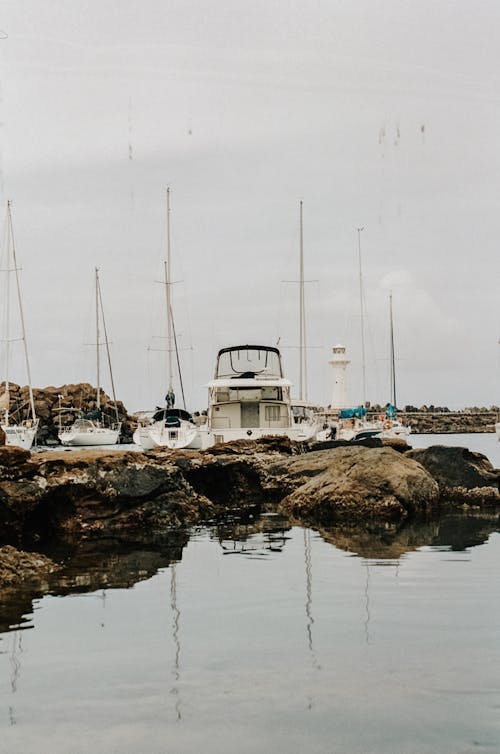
[1,434,500,753]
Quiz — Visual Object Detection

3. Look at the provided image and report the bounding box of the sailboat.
[58,268,121,446]
[289,200,320,438]
[336,228,382,442]
[380,292,411,439]
[134,188,197,450]
[0,201,39,449]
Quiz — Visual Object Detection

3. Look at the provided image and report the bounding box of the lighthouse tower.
[329,344,350,411]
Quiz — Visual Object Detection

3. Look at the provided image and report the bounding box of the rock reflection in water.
[0,531,189,634]
[315,511,500,561]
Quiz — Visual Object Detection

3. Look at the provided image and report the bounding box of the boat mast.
[8,202,36,422]
[95,267,101,412]
[299,200,307,401]
[2,208,11,425]
[357,227,366,406]
[96,272,120,424]
[165,187,174,405]
[389,291,397,408]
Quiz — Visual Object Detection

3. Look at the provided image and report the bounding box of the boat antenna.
[389,291,397,409]
[96,270,120,424]
[8,202,36,422]
[165,187,174,407]
[357,227,366,406]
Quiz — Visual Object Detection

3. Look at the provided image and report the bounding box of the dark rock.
[273,446,439,524]
[406,445,500,503]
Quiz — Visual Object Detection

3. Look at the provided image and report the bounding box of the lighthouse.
[329,344,350,411]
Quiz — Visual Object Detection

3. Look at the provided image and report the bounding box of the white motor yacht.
[204,344,319,445]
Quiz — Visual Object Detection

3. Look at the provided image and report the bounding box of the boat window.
[216,347,282,379]
[265,405,282,421]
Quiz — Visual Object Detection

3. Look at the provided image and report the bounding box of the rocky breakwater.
[1,437,499,542]
[0,381,134,444]
[0,437,499,586]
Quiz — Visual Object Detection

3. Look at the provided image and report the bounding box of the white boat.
[379,292,411,440]
[336,409,382,441]
[134,188,198,451]
[0,201,39,449]
[58,268,121,447]
[204,344,319,445]
[59,417,121,447]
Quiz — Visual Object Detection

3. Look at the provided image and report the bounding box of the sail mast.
[357,227,366,406]
[95,267,101,411]
[3,207,11,425]
[165,187,174,399]
[97,272,120,424]
[8,201,36,422]
[389,291,397,408]
[299,200,307,401]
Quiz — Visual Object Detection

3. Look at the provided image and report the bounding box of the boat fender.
[246,429,252,436]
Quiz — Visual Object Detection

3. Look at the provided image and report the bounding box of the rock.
[0,545,58,588]
[406,445,500,503]
[275,446,439,523]
[381,437,411,452]
[0,440,496,545]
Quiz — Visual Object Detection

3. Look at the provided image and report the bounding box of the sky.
[0,0,499,413]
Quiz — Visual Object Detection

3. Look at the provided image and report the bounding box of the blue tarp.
[339,407,366,419]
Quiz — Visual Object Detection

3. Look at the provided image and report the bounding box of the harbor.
[1,2,500,753]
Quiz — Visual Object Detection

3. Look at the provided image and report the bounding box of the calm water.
[1,433,500,754]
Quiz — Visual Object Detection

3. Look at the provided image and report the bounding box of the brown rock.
[276,446,439,523]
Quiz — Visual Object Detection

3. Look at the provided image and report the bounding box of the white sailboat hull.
[380,422,411,439]
[59,422,121,447]
[144,419,199,450]
[133,426,155,450]
[336,420,382,442]
[2,422,38,450]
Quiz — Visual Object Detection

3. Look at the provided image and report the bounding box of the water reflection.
[170,564,181,721]
[1,510,500,637]
[2,507,500,754]
[214,513,292,558]
[316,511,500,562]
[0,532,189,634]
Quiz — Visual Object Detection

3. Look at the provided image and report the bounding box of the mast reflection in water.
[1,512,500,754]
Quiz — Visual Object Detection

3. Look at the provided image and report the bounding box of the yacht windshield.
[215,346,283,379]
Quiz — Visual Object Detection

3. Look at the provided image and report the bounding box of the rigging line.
[96,270,120,424]
[8,202,36,421]
[171,305,186,411]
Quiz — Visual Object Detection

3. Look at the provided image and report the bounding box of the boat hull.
[59,428,120,446]
[207,424,318,445]
[2,423,37,450]
[135,420,199,450]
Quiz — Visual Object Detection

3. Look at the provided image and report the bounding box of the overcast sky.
[0,0,499,412]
